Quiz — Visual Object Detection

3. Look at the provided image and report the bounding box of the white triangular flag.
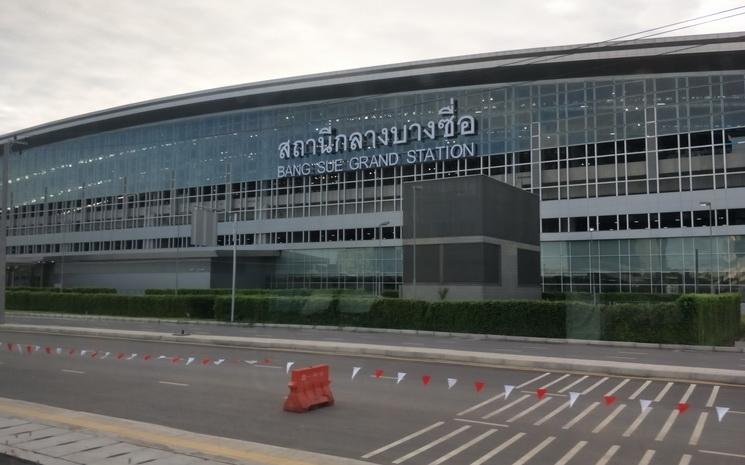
[101,352,110,360]
[186,357,195,366]
[126,353,137,360]
[286,362,295,373]
[504,385,515,399]
[55,348,62,355]
[716,406,730,422]
[396,372,406,384]
[34,345,41,352]
[640,399,652,412]
[569,392,580,407]
[214,358,225,365]
[244,360,258,365]
[351,367,361,380]
[158,355,167,359]
[447,378,457,389]
[80,350,88,356]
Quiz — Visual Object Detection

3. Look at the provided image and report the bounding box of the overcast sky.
[1,0,744,135]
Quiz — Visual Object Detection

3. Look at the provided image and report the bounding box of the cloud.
[1,0,742,134]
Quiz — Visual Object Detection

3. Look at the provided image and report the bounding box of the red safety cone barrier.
[283,364,335,413]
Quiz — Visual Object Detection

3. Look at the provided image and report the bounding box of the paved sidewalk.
[0,398,368,465]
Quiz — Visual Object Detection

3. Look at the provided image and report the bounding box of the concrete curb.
[9,311,745,353]
[0,396,370,465]
[3,323,745,385]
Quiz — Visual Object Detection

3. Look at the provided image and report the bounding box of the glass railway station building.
[3,32,745,295]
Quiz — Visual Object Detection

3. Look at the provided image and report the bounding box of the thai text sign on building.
[276,99,479,178]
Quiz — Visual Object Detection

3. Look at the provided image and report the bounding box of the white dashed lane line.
[61,369,85,374]
[157,381,189,387]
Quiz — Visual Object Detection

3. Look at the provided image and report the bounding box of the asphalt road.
[7,313,745,371]
[1,329,745,464]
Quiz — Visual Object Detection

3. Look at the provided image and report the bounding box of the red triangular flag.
[45,347,52,355]
[374,369,384,379]
[677,403,689,413]
[261,358,272,365]
[26,345,33,353]
[143,354,152,361]
[201,358,211,365]
[116,353,125,360]
[604,395,617,406]
[475,381,485,393]
[422,375,432,385]
[68,348,76,356]
[90,351,98,358]
[6,343,13,352]
[170,356,181,364]
[536,388,547,399]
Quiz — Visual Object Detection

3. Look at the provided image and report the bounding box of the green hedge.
[9,290,741,346]
[8,287,117,294]
[7,291,214,319]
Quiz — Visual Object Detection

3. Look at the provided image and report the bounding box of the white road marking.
[729,410,745,415]
[362,421,444,459]
[158,381,189,387]
[604,379,630,397]
[534,401,570,426]
[507,397,552,423]
[654,382,674,402]
[540,374,571,390]
[553,440,587,465]
[655,410,679,442]
[623,407,653,437]
[428,429,497,465]
[581,377,608,395]
[689,412,708,446]
[699,450,745,459]
[511,436,555,465]
[678,454,692,465]
[705,385,720,408]
[454,418,508,428]
[592,404,626,434]
[61,369,85,374]
[457,372,550,416]
[594,445,620,465]
[392,425,470,464]
[482,394,530,419]
[680,384,696,403]
[469,432,525,465]
[638,449,655,465]
[629,380,652,400]
[557,375,588,393]
[563,402,600,430]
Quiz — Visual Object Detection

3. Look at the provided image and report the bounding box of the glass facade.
[542,236,745,294]
[6,66,745,294]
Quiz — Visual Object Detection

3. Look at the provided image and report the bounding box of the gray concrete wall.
[401,175,540,301]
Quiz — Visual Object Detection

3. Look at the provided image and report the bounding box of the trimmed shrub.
[8,287,117,294]
[7,291,214,319]
[675,293,741,346]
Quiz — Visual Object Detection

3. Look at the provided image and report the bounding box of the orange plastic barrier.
[283,364,335,413]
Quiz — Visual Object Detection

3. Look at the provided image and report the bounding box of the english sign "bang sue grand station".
[276,98,479,178]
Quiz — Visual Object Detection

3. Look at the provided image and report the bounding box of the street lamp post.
[230,212,238,323]
[411,185,423,300]
[377,220,390,296]
[699,201,714,293]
